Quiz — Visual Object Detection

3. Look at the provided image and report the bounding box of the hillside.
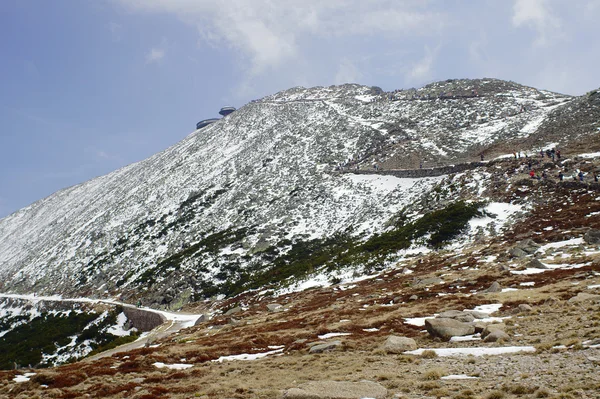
[0,78,591,310]
[1,78,600,398]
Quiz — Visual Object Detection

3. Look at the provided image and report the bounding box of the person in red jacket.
[529,170,535,178]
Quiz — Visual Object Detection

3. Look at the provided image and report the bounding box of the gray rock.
[482,281,502,293]
[425,318,475,340]
[509,247,529,258]
[224,306,243,316]
[416,277,444,286]
[464,310,490,319]
[309,341,342,354]
[483,329,510,342]
[518,304,533,312]
[437,310,475,323]
[584,229,600,244]
[283,380,387,399]
[473,322,487,333]
[568,292,600,303]
[383,336,417,353]
[527,259,548,269]
[409,295,419,301]
[481,323,506,339]
[515,239,541,254]
[267,303,283,312]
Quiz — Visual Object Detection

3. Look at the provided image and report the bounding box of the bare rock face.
[425,318,475,340]
[383,336,417,353]
[283,380,387,399]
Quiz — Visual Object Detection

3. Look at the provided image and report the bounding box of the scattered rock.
[393,296,403,303]
[583,229,600,245]
[382,336,417,353]
[409,295,419,301]
[482,281,502,293]
[587,356,600,365]
[309,341,342,354]
[425,318,475,340]
[283,380,387,399]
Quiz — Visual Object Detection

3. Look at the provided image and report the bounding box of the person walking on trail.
[578,171,584,182]
[594,173,599,183]
[556,149,561,160]
[540,150,544,158]
[480,153,484,161]
[558,171,564,181]
[137,300,142,308]
[542,170,547,179]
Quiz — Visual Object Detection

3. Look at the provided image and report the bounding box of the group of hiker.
[526,148,599,183]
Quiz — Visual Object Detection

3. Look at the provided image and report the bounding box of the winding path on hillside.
[0,293,203,361]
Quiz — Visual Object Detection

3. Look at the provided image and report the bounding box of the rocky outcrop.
[437,310,475,323]
[584,229,600,244]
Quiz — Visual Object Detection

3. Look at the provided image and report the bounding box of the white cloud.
[146,47,165,63]
[512,0,561,46]
[407,46,438,83]
[334,59,362,85]
[114,0,447,75]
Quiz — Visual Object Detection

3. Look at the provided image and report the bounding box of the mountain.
[0,78,597,309]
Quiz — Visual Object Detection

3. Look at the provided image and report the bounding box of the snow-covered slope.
[0,79,577,306]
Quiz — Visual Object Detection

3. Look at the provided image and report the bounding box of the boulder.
[409,295,419,301]
[483,329,510,342]
[509,247,529,258]
[526,259,548,269]
[584,229,600,245]
[518,304,533,312]
[464,310,490,319]
[437,310,475,323]
[224,306,243,316]
[309,341,342,354]
[515,239,541,254]
[425,318,475,340]
[482,281,502,293]
[568,292,600,303]
[382,336,417,353]
[481,323,506,339]
[283,380,387,399]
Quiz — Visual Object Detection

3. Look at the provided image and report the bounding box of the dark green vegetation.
[0,307,137,370]
[195,201,483,298]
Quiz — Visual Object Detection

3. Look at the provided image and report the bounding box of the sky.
[1,0,599,218]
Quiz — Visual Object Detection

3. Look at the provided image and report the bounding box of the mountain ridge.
[0,78,597,309]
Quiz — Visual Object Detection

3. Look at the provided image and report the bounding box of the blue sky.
[1,0,599,218]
